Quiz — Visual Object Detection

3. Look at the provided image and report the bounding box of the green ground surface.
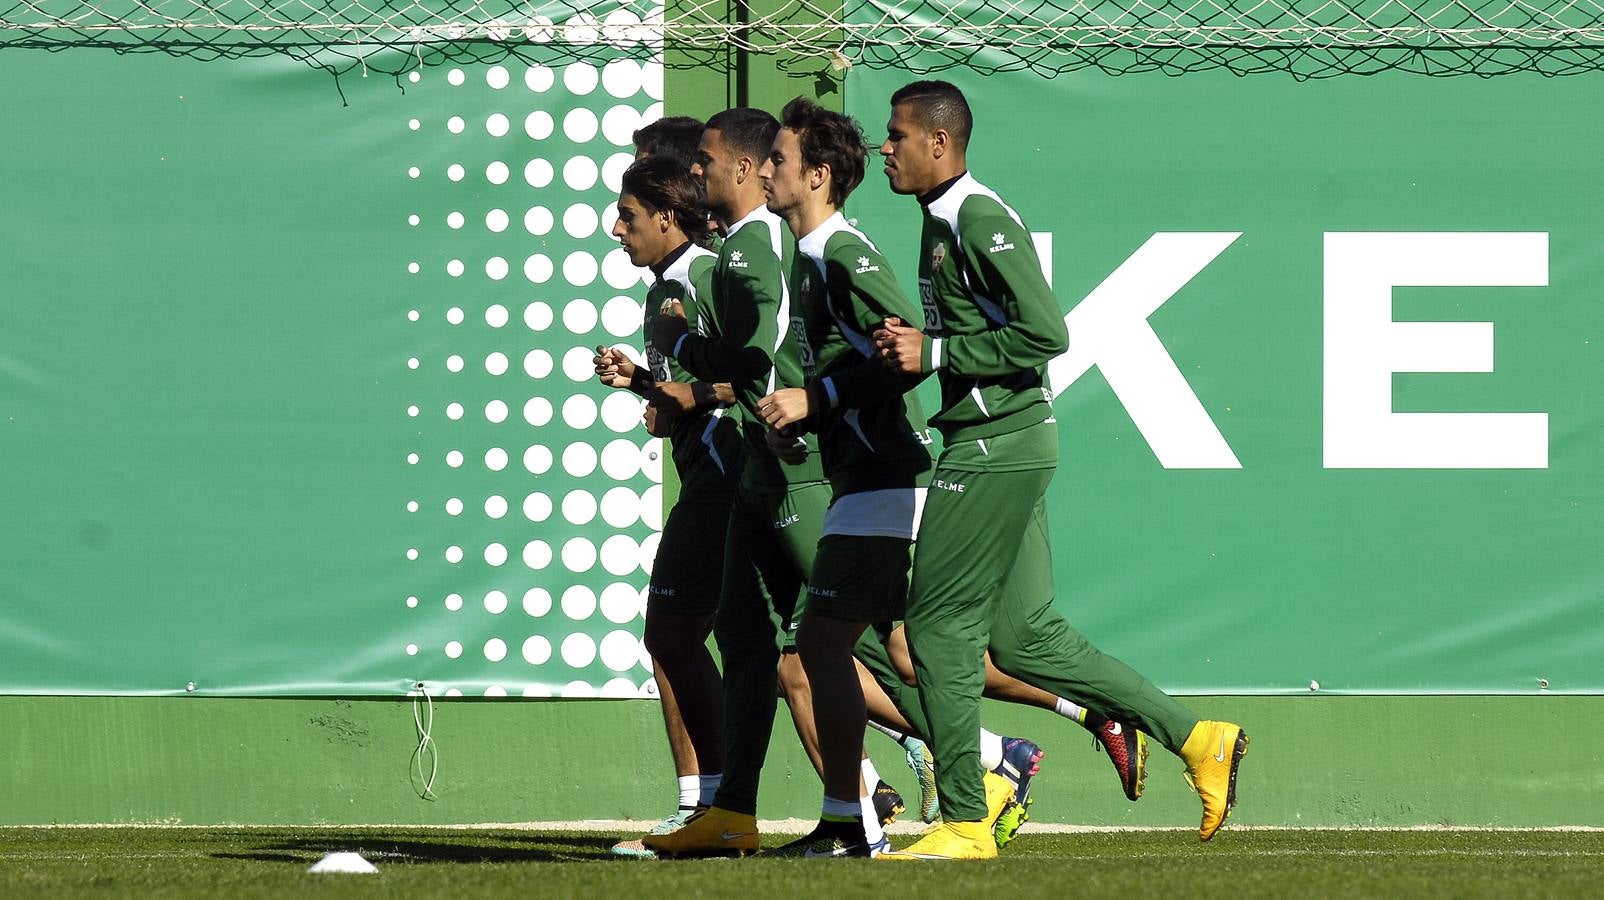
[2,827,1600,899]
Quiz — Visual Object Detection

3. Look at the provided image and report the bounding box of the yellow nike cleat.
[877,821,998,861]
[640,806,759,858]
[880,771,1017,860]
[1180,720,1250,842]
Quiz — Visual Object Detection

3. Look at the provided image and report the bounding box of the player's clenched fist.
[650,299,688,356]
[873,315,924,374]
[642,402,673,438]
[593,344,637,390]
[764,425,809,466]
[756,387,812,431]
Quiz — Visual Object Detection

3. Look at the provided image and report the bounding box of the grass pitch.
[2,826,1600,899]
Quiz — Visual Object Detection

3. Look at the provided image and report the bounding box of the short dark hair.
[779,97,868,207]
[705,107,780,164]
[631,116,704,169]
[621,155,714,247]
[889,80,973,149]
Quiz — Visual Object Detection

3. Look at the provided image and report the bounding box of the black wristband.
[790,383,827,434]
[691,381,717,410]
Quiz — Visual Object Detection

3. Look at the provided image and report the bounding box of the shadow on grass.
[210,833,624,865]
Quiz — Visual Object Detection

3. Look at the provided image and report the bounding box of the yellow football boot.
[640,806,759,858]
[1180,720,1250,841]
[879,771,1016,860]
[877,821,998,861]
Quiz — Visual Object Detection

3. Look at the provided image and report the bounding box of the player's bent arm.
[809,357,925,416]
[687,381,735,412]
[824,249,930,404]
[646,380,732,416]
[662,266,776,388]
[930,216,1068,377]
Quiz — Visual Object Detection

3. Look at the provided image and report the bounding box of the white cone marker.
[308,852,378,874]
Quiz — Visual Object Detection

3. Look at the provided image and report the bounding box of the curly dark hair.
[779,97,869,207]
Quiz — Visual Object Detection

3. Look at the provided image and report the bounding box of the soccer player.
[873,80,1249,858]
[752,98,1029,856]
[593,154,738,856]
[639,108,837,858]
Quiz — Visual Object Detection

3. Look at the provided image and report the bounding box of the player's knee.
[642,622,676,662]
[793,618,828,660]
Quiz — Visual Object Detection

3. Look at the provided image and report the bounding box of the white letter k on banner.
[1048,232,1243,469]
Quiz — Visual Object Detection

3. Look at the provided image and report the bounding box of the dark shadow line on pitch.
[209,834,621,865]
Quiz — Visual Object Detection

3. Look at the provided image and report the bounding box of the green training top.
[643,242,743,498]
[792,212,933,496]
[916,172,1068,443]
[669,205,825,490]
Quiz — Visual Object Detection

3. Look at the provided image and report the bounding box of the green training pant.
[905,426,1198,822]
[712,483,933,815]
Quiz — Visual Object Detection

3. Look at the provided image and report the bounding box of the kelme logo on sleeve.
[855,255,880,274]
[729,250,749,269]
[989,232,1016,253]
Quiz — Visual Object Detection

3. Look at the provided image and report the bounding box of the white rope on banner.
[411,682,438,801]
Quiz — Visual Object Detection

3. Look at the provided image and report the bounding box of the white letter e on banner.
[1323,232,1548,469]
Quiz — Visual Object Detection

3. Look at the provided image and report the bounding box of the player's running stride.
[872,81,1249,859]
[751,98,1022,858]
[594,154,738,856]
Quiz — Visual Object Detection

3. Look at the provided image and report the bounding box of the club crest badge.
[931,241,947,270]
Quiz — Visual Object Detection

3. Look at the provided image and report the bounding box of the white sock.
[980,729,1006,770]
[678,774,699,810]
[867,720,907,744]
[859,756,882,790]
[860,792,885,845]
[1055,697,1087,723]
[697,773,722,807]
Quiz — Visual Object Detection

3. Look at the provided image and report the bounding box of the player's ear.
[810,162,830,193]
[734,155,753,184]
[930,127,949,160]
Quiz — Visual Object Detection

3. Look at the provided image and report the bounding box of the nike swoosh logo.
[1213,732,1228,763]
[803,846,846,858]
[720,831,754,841]
[1108,723,1123,736]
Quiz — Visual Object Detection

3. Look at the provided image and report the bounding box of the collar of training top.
[918,170,968,207]
[650,240,692,280]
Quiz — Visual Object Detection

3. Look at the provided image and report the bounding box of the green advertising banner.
[1,40,671,698]
[844,63,1604,694]
[2,5,1601,698]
